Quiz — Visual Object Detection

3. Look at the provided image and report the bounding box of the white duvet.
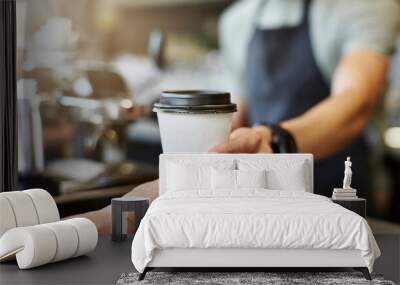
[131,190,380,273]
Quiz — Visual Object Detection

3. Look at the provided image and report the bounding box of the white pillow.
[211,169,267,191]
[167,160,236,192]
[167,163,209,191]
[211,168,236,190]
[238,159,308,191]
[236,169,267,189]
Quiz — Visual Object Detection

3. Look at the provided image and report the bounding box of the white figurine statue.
[332,157,357,199]
[342,157,353,189]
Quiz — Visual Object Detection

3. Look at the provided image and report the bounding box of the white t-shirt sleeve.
[337,0,400,56]
[218,0,258,97]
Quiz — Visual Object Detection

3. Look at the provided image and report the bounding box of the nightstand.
[331,198,366,218]
[111,197,150,242]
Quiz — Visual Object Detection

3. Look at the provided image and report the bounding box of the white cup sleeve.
[0,195,17,237]
[0,226,57,269]
[65,218,98,257]
[1,192,39,227]
[23,189,60,223]
[42,221,79,262]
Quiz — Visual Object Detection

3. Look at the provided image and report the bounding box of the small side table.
[331,198,366,218]
[112,197,150,242]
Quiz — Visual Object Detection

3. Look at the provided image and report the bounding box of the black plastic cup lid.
[153,90,237,114]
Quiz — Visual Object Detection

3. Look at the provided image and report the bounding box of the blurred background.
[15,0,400,224]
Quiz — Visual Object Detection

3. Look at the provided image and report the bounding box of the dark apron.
[245,0,370,196]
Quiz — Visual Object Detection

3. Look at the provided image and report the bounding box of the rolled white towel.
[0,192,39,227]
[0,196,17,237]
[0,225,57,269]
[0,189,60,239]
[0,218,98,269]
[42,221,79,262]
[65,218,98,257]
[24,189,60,224]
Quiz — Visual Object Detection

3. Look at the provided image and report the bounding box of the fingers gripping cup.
[154,90,237,153]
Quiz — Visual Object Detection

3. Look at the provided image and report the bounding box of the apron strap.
[303,0,311,24]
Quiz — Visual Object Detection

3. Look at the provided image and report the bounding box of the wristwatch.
[255,123,298,153]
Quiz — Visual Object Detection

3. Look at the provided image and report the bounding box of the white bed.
[131,154,380,280]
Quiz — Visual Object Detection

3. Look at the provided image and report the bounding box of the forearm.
[282,49,387,160]
[68,180,160,234]
[281,92,374,160]
[211,51,387,158]
[68,206,112,234]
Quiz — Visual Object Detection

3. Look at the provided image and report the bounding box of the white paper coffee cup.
[154,90,237,153]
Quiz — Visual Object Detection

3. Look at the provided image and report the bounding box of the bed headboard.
[159,153,314,195]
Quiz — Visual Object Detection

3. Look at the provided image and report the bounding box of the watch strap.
[255,122,298,153]
[270,124,298,153]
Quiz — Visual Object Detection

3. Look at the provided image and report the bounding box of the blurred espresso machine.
[17,17,158,196]
[17,67,156,196]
